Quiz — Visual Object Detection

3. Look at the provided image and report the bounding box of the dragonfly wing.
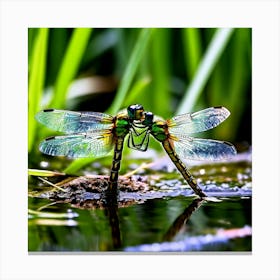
[39,133,114,158]
[168,107,230,135]
[173,137,237,161]
[36,109,114,133]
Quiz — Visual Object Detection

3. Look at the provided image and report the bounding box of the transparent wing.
[39,133,114,158]
[36,109,114,134]
[167,107,230,135]
[173,136,237,161]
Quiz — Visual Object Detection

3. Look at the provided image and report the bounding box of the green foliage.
[28,28,48,152]
[107,28,154,115]
[177,28,234,114]
[49,28,92,109]
[182,28,202,78]
[28,28,251,173]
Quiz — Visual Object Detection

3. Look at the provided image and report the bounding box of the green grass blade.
[182,28,202,79]
[176,28,234,114]
[123,76,151,106]
[107,28,154,115]
[49,28,92,109]
[28,28,49,152]
[47,28,69,85]
[28,169,65,177]
[149,28,171,117]
[218,29,251,140]
[28,28,38,67]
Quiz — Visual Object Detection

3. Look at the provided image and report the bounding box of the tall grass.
[28,28,48,152]
[28,28,251,173]
[107,28,154,115]
[177,28,234,114]
[49,28,92,109]
[182,28,202,80]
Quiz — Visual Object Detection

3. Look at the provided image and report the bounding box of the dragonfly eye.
[143,112,154,126]
[127,104,144,121]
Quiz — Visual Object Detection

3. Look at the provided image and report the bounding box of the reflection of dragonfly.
[36,104,147,195]
[36,104,236,198]
[136,106,237,197]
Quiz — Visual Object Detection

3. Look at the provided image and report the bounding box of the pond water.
[28,150,252,253]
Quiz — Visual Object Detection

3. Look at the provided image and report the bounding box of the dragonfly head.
[143,111,154,126]
[127,104,144,121]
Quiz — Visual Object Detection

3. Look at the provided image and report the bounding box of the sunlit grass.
[28,169,65,177]
[177,28,234,114]
[28,28,48,152]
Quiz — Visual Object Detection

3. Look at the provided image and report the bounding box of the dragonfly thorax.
[151,121,168,142]
[114,117,130,138]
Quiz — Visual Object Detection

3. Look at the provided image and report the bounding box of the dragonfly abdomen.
[162,139,206,198]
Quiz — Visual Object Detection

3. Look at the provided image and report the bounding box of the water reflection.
[29,195,251,252]
[163,198,204,242]
[29,168,251,252]
[103,192,122,249]
[103,196,205,250]
[125,224,252,252]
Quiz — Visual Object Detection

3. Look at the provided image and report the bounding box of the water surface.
[28,150,252,252]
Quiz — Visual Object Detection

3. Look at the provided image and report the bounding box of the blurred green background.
[28,28,251,171]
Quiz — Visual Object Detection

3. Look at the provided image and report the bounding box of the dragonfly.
[35,104,149,195]
[36,104,236,198]
[131,106,237,198]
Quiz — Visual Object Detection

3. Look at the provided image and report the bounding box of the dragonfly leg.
[162,140,207,198]
[106,137,125,202]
